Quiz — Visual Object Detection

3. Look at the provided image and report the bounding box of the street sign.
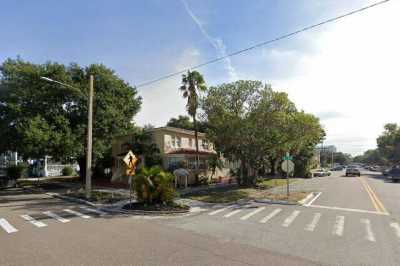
[281,160,295,173]
[283,153,293,161]
[123,150,138,177]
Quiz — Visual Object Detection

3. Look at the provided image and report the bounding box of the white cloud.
[264,0,400,155]
[180,0,238,81]
[134,48,201,127]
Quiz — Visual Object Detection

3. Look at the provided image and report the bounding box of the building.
[111,127,233,185]
[316,145,337,153]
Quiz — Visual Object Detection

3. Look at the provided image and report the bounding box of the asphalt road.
[1,170,400,266]
[0,189,316,266]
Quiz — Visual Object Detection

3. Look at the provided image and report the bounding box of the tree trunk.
[78,156,86,180]
[193,115,200,185]
[269,157,277,176]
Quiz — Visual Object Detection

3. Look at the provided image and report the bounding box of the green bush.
[62,166,74,176]
[133,166,176,205]
[7,164,28,179]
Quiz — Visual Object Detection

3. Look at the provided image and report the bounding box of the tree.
[377,123,400,164]
[202,80,324,184]
[0,58,142,178]
[179,70,207,184]
[166,115,194,130]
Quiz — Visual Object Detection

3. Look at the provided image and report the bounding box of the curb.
[254,198,299,206]
[117,208,190,216]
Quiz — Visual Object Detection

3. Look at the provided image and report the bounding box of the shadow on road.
[0,188,128,220]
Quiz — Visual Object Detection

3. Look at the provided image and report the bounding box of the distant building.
[316,145,337,153]
[111,127,235,185]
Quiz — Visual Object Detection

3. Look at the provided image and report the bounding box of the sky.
[0,0,399,155]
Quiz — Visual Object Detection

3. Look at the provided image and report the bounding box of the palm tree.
[179,70,207,184]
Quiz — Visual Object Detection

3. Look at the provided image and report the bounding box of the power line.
[135,0,392,88]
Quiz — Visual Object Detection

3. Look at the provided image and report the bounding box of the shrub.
[133,166,176,205]
[6,164,28,179]
[62,166,74,176]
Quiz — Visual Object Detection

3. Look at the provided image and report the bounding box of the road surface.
[1,169,400,265]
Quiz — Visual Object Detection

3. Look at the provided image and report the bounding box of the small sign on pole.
[281,152,295,199]
[123,150,138,205]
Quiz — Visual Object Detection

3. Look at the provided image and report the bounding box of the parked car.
[330,166,344,171]
[388,166,400,182]
[313,169,331,177]
[345,167,361,176]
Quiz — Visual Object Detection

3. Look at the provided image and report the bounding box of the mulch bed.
[122,202,189,213]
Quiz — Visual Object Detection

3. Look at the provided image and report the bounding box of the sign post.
[123,151,138,205]
[281,152,294,199]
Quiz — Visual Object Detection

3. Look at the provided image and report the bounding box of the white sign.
[281,160,295,173]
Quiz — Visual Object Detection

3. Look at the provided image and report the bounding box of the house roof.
[166,148,216,155]
[146,126,206,137]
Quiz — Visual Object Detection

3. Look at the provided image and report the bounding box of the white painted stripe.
[306,204,388,216]
[209,207,229,216]
[20,215,47,228]
[64,209,91,219]
[305,213,321,231]
[304,192,322,206]
[282,210,300,227]
[333,216,345,236]
[224,209,242,218]
[43,211,70,223]
[390,223,400,238]
[298,193,315,205]
[79,206,107,216]
[259,208,282,223]
[361,218,375,242]
[240,207,266,220]
[0,218,18,233]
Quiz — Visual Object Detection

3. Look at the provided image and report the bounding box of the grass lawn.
[184,178,306,204]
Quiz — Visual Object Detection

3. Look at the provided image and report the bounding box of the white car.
[313,169,331,177]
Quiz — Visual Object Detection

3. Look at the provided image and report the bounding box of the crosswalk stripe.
[259,208,282,223]
[361,218,375,242]
[43,211,70,223]
[282,210,300,227]
[333,216,345,236]
[224,209,242,218]
[0,218,18,233]
[305,213,321,231]
[20,215,47,228]
[64,209,91,219]
[209,207,229,216]
[390,222,400,238]
[79,206,107,216]
[240,207,266,220]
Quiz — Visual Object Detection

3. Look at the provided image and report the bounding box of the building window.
[171,136,177,147]
[189,138,193,147]
[177,137,181,148]
[202,140,209,150]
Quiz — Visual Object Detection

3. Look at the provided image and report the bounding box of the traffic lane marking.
[361,218,376,242]
[282,210,300,227]
[333,216,345,236]
[303,192,322,206]
[305,213,321,231]
[43,211,70,223]
[259,208,282,223]
[306,204,388,215]
[0,218,18,234]
[358,176,388,215]
[240,207,266,220]
[20,215,47,228]
[224,209,242,218]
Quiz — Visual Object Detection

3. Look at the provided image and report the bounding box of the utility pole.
[85,75,94,199]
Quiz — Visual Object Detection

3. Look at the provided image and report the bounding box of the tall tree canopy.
[0,58,142,177]
[202,80,324,184]
[377,123,400,164]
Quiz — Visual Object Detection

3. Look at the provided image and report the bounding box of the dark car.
[330,166,344,171]
[388,166,400,182]
[345,167,361,177]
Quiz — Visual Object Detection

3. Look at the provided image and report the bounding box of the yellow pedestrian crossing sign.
[123,150,138,176]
